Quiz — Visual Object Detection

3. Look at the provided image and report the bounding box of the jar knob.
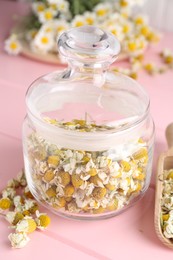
[58,25,121,65]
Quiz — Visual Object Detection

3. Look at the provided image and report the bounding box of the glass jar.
[23,26,155,220]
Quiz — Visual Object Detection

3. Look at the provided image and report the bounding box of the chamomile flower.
[84,12,97,25]
[58,0,69,13]
[8,232,30,249]
[94,3,111,19]
[32,2,46,15]
[4,35,22,55]
[33,31,55,53]
[107,25,124,41]
[38,8,56,24]
[116,0,144,8]
[39,21,55,34]
[53,19,70,36]
[144,62,158,75]
[125,35,147,56]
[35,210,51,230]
[26,29,38,41]
[15,217,37,234]
[121,21,133,35]
[48,0,69,13]
[160,49,173,64]
[133,15,148,26]
[71,15,86,27]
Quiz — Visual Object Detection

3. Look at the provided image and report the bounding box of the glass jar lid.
[26,26,150,150]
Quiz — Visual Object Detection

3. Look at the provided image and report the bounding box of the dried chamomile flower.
[144,63,158,75]
[161,170,173,240]
[8,232,30,249]
[7,178,20,189]
[16,170,27,187]
[5,211,16,224]
[58,171,71,186]
[47,155,60,167]
[35,211,51,230]
[24,186,34,199]
[0,198,11,210]
[1,186,16,200]
[71,174,84,188]
[64,184,75,197]
[160,49,173,66]
[167,170,173,180]
[92,187,107,200]
[15,217,37,234]
[0,170,52,249]
[12,212,24,225]
[43,170,55,182]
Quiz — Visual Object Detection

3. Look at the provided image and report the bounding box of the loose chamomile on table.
[0,171,51,249]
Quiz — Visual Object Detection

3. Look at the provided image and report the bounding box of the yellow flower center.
[31,31,37,39]
[45,11,53,20]
[50,4,57,10]
[59,3,65,10]
[41,37,49,44]
[37,5,45,12]
[135,17,144,25]
[128,42,137,51]
[140,26,149,36]
[75,21,84,27]
[120,0,128,7]
[111,29,117,36]
[0,198,11,210]
[45,28,53,33]
[86,17,94,25]
[139,41,145,49]
[123,25,130,33]
[57,25,65,32]
[10,42,18,50]
[96,9,107,16]
[165,56,173,64]
[26,219,37,233]
[39,215,51,228]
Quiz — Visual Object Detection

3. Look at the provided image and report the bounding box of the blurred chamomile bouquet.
[6,0,173,78]
[5,0,159,56]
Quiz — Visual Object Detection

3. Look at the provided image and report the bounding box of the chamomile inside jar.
[23,26,155,220]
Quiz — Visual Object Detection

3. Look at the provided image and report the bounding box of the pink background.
[0,1,173,259]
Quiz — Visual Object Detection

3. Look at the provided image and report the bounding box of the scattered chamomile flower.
[0,198,11,210]
[160,49,173,65]
[144,62,158,75]
[5,211,16,224]
[15,217,37,234]
[1,187,16,199]
[35,210,51,230]
[16,170,27,187]
[0,171,51,249]
[4,35,22,55]
[8,232,30,249]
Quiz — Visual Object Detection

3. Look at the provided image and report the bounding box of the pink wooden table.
[0,1,173,259]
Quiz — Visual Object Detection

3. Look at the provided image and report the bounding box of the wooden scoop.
[155,123,173,248]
